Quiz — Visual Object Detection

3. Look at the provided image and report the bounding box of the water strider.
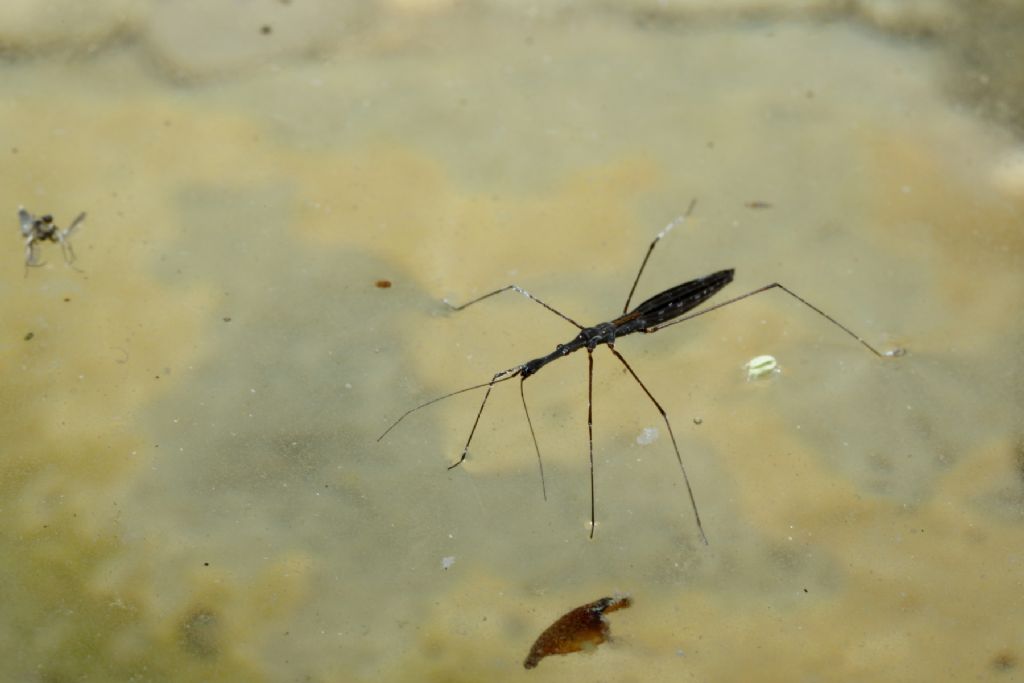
[379,201,903,542]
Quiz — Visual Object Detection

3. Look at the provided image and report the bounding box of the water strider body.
[519,269,735,380]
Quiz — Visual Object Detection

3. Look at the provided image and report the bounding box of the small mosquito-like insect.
[19,206,86,274]
[378,201,901,542]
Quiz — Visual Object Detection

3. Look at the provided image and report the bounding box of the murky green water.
[2,2,1022,681]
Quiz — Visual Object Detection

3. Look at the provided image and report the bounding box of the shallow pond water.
[2,2,1022,681]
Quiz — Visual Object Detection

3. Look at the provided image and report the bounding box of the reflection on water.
[1,2,1022,681]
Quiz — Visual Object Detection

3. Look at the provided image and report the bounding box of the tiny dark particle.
[744,201,773,209]
[223,316,232,322]
[260,24,272,35]
[24,331,34,341]
[375,279,392,289]
[991,650,1017,671]
[63,297,71,302]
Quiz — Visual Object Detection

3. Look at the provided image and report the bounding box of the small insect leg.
[24,237,44,276]
[58,236,82,271]
[64,212,86,238]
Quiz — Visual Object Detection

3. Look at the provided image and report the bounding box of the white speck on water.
[636,427,659,445]
[441,556,455,571]
[744,354,780,381]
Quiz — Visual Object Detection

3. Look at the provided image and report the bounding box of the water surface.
[2,3,1022,681]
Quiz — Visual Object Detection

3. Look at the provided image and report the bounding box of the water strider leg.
[646,282,898,358]
[377,371,518,441]
[519,378,547,501]
[447,369,515,470]
[622,199,698,314]
[606,345,710,546]
[441,282,582,484]
[445,284,584,330]
[586,348,597,538]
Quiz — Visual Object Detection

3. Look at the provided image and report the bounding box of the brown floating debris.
[523,595,632,669]
[744,200,773,209]
[374,279,392,289]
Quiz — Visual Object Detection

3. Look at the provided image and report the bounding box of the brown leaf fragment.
[523,595,632,669]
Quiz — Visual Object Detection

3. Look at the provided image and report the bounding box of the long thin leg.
[445,285,584,330]
[519,378,547,501]
[448,369,512,470]
[586,348,597,538]
[622,199,698,314]
[607,345,710,545]
[645,282,897,358]
[377,369,519,441]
